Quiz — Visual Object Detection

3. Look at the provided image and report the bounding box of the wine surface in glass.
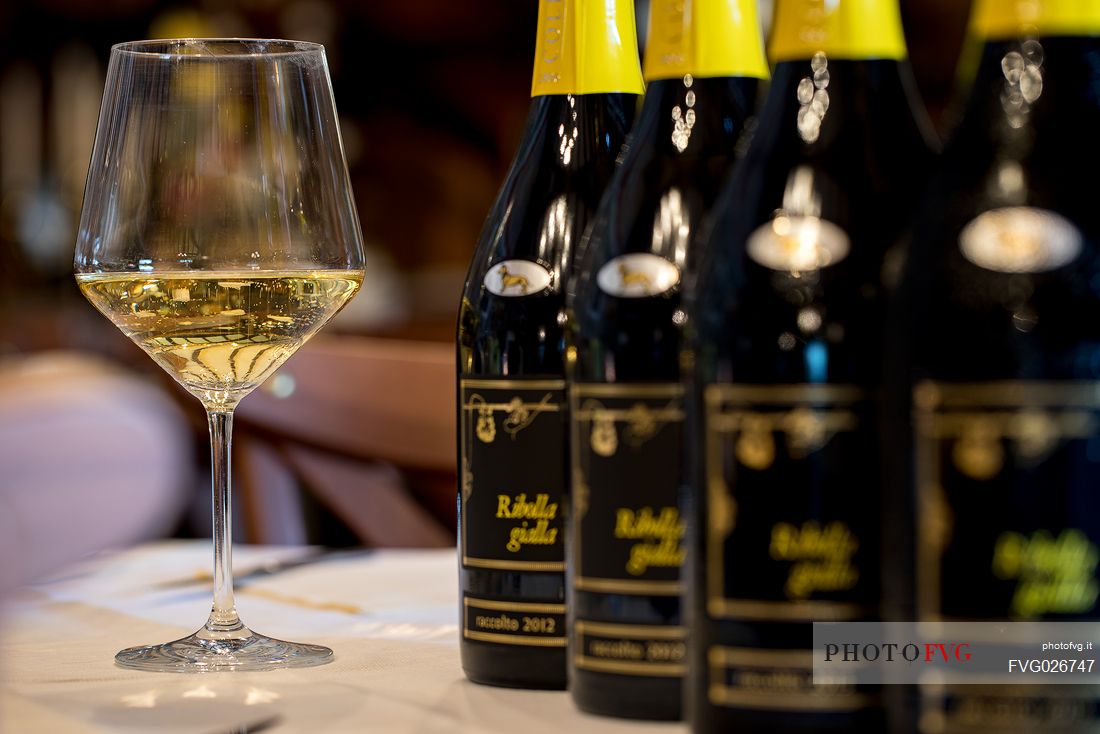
[78,270,362,407]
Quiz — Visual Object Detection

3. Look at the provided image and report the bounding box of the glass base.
[115,623,333,672]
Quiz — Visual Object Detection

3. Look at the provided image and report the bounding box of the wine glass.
[74,39,365,672]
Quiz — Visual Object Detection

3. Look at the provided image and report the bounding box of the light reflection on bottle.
[652,186,690,266]
[797,52,831,143]
[671,74,696,152]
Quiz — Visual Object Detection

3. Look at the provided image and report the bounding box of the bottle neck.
[635,76,760,156]
[769,0,908,63]
[758,56,931,153]
[964,36,1100,147]
[525,93,634,171]
[531,0,645,97]
[971,0,1100,41]
[643,0,769,82]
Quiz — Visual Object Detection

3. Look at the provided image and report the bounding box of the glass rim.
[110,38,325,59]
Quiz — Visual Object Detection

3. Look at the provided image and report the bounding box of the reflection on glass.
[540,194,570,283]
[652,187,690,266]
[559,94,578,165]
[797,52,831,143]
[671,73,696,152]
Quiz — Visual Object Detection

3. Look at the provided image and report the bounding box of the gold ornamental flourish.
[927,409,1095,480]
[709,407,858,471]
[464,392,560,444]
[575,399,685,457]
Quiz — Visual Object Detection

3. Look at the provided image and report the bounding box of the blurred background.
[0,0,971,566]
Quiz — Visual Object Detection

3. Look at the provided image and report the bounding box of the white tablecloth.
[0,542,685,733]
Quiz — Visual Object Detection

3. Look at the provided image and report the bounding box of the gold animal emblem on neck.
[618,262,654,291]
[498,265,531,294]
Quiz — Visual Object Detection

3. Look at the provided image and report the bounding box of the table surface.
[0,542,686,734]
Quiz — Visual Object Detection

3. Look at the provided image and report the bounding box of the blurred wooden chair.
[234,335,456,548]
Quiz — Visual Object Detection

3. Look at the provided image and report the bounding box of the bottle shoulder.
[459,95,637,376]
[461,94,637,294]
[570,78,761,310]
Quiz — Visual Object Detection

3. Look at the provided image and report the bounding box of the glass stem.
[204,409,247,638]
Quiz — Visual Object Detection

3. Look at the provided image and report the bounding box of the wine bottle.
[686,0,935,730]
[456,0,643,689]
[909,0,1100,729]
[566,0,768,720]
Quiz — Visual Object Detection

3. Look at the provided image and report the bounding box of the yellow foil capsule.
[768,0,908,63]
[644,0,770,82]
[531,0,646,96]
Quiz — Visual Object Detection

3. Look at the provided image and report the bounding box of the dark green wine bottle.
[908,0,1100,729]
[456,0,643,690]
[686,0,935,730]
[566,0,768,721]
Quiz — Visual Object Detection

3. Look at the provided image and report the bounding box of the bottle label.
[747,214,851,272]
[959,207,1082,274]
[531,0,646,96]
[572,383,686,595]
[708,647,872,712]
[972,0,1100,40]
[460,379,567,572]
[463,595,567,648]
[914,381,1100,620]
[595,254,681,299]
[914,381,1100,730]
[769,0,908,63]
[574,620,687,677]
[484,260,554,297]
[703,383,878,711]
[642,0,770,82]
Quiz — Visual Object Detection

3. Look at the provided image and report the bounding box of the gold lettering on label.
[735,668,814,692]
[590,639,645,660]
[497,493,559,553]
[992,529,1100,618]
[496,493,558,519]
[507,522,557,553]
[475,614,519,632]
[541,0,563,65]
[770,521,859,599]
[614,507,686,575]
[942,690,1098,729]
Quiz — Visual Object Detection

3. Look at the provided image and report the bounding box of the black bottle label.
[570,383,685,679]
[572,383,686,596]
[463,596,566,649]
[574,620,686,678]
[703,383,878,711]
[460,379,567,572]
[914,381,1100,732]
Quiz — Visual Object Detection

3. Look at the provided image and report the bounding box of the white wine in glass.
[74,39,365,672]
